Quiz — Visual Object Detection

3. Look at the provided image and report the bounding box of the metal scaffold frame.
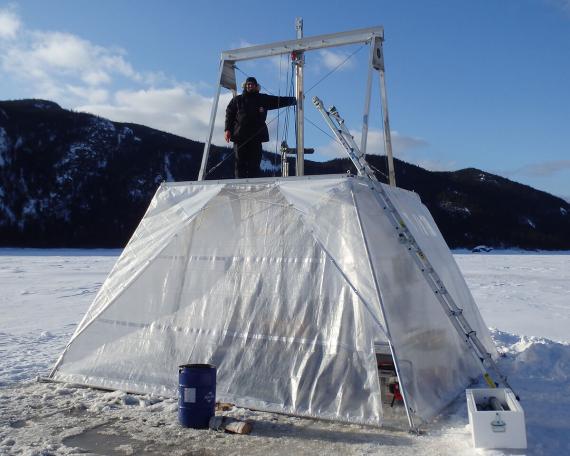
[197,23,396,185]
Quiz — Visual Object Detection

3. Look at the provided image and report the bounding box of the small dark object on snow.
[209,416,253,434]
[472,245,493,253]
[216,402,234,411]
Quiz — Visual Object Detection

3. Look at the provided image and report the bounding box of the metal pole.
[361,39,375,156]
[377,41,396,187]
[295,17,305,176]
[198,59,225,181]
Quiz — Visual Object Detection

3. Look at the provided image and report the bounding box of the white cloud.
[31,32,95,69]
[0,10,375,161]
[0,10,177,112]
[67,85,109,105]
[1,30,141,91]
[0,9,241,150]
[0,10,187,132]
[0,8,20,39]
[318,49,355,71]
[78,87,233,144]
[233,39,257,50]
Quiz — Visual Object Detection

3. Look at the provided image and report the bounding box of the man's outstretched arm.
[262,94,297,111]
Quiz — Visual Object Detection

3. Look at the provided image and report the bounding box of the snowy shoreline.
[453,249,570,255]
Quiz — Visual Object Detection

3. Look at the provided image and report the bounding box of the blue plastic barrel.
[178,364,216,428]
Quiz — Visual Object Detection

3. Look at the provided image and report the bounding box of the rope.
[203,149,233,178]
[368,162,390,181]
[282,62,294,142]
[305,45,366,95]
[305,115,341,144]
[235,44,364,98]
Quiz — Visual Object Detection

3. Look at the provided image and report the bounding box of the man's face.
[245,82,257,93]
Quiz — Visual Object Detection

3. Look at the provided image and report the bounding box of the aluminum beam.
[360,39,376,156]
[198,60,226,181]
[379,71,396,186]
[222,26,383,62]
[295,17,305,176]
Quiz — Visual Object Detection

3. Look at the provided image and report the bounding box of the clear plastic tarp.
[351,179,497,421]
[51,175,496,426]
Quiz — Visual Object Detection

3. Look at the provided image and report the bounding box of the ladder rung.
[480,352,492,361]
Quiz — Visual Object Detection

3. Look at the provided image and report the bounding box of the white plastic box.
[466,388,527,449]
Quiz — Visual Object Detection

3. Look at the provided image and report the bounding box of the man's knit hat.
[245,76,258,86]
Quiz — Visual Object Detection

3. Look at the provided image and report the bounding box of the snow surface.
[523,217,536,229]
[163,154,174,182]
[1,249,569,455]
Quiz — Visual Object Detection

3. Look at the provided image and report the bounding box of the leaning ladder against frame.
[198,25,396,184]
[313,96,518,431]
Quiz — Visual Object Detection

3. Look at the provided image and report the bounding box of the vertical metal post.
[281,153,289,177]
[198,59,225,181]
[295,17,305,176]
[360,39,375,157]
[376,40,396,187]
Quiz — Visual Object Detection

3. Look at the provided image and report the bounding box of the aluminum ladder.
[312,95,517,398]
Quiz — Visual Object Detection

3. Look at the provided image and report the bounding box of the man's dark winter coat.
[225,92,296,143]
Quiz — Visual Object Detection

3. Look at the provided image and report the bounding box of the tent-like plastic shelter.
[50,175,497,427]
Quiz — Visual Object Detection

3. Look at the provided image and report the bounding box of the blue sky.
[1,0,569,199]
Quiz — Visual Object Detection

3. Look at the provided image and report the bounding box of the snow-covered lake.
[1,249,569,455]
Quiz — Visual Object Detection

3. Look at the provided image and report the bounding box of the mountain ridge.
[1,99,569,249]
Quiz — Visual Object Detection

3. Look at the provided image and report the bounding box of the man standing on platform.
[224,77,296,178]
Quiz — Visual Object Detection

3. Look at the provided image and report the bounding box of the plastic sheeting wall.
[51,175,496,426]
